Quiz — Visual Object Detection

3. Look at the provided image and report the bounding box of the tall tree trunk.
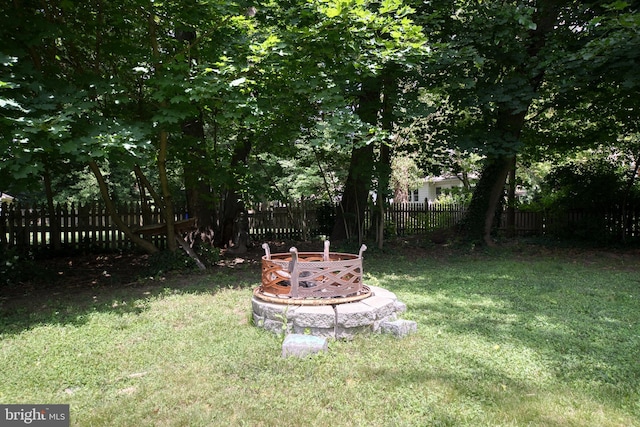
[182,115,217,245]
[216,137,251,247]
[463,108,525,244]
[149,10,176,251]
[331,76,381,242]
[461,0,562,244]
[331,144,374,242]
[158,130,177,251]
[462,155,514,245]
[88,160,159,254]
[175,26,217,244]
[375,67,396,249]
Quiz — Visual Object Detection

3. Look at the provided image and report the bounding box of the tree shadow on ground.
[0,251,263,337]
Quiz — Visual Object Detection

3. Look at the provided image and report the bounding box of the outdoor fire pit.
[252,241,416,339]
[254,241,371,305]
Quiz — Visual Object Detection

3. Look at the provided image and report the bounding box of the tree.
[0,0,263,253]
[415,0,602,244]
[293,0,428,243]
[525,1,640,185]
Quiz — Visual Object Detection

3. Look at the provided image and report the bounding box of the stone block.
[334,324,372,340]
[372,313,397,332]
[292,305,335,329]
[262,318,291,335]
[293,325,335,338]
[252,312,264,327]
[380,319,417,338]
[369,286,397,301]
[360,295,396,320]
[394,301,407,313]
[282,334,328,358]
[335,302,376,328]
[252,297,299,321]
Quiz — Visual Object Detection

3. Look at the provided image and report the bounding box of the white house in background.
[0,192,15,204]
[407,175,471,203]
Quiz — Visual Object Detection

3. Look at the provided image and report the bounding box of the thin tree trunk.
[134,164,161,225]
[376,66,396,249]
[506,156,517,238]
[42,166,61,251]
[134,165,163,209]
[88,160,159,253]
[158,130,177,251]
[182,115,217,244]
[149,9,176,251]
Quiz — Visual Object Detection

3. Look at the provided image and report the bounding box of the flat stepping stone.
[282,334,328,358]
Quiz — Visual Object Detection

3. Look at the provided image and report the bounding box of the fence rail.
[1,201,639,253]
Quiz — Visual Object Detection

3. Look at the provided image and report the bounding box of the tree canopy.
[1,0,638,251]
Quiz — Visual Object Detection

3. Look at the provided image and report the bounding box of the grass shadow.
[0,257,262,337]
[363,248,640,407]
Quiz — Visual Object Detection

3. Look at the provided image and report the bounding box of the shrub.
[0,247,39,286]
[534,158,640,242]
[146,249,197,276]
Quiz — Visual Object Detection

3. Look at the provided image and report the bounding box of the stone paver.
[379,319,417,338]
[282,334,328,358]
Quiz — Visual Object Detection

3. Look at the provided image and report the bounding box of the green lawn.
[1,244,639,426]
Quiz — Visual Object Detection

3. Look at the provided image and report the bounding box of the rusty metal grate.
[255,241,371,305]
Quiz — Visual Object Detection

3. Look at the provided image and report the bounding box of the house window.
[413,189,419,202]
[435,187,442,198]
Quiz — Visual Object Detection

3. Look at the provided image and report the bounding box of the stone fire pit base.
[252,285,415,339]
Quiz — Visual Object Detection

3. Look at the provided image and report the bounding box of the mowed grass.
[1,244,639,426]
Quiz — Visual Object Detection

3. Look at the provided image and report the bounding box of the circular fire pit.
[252,241,416,339]
[255,241,371,305]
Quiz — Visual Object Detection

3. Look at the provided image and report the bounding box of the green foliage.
[390,155,423,202]
[435,186,473,205]
[145,244,221,277]
[0,247,23,286]
[0,247,39,287]
[529,157,640,242]
[1,0,639,253]
[195,244,221,266]
[146,250,198,276]
[524,2,640,158]
[538,158,633,211]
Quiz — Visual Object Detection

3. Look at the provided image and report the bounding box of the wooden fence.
[2,201,639,253]
[0,202,188,253]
